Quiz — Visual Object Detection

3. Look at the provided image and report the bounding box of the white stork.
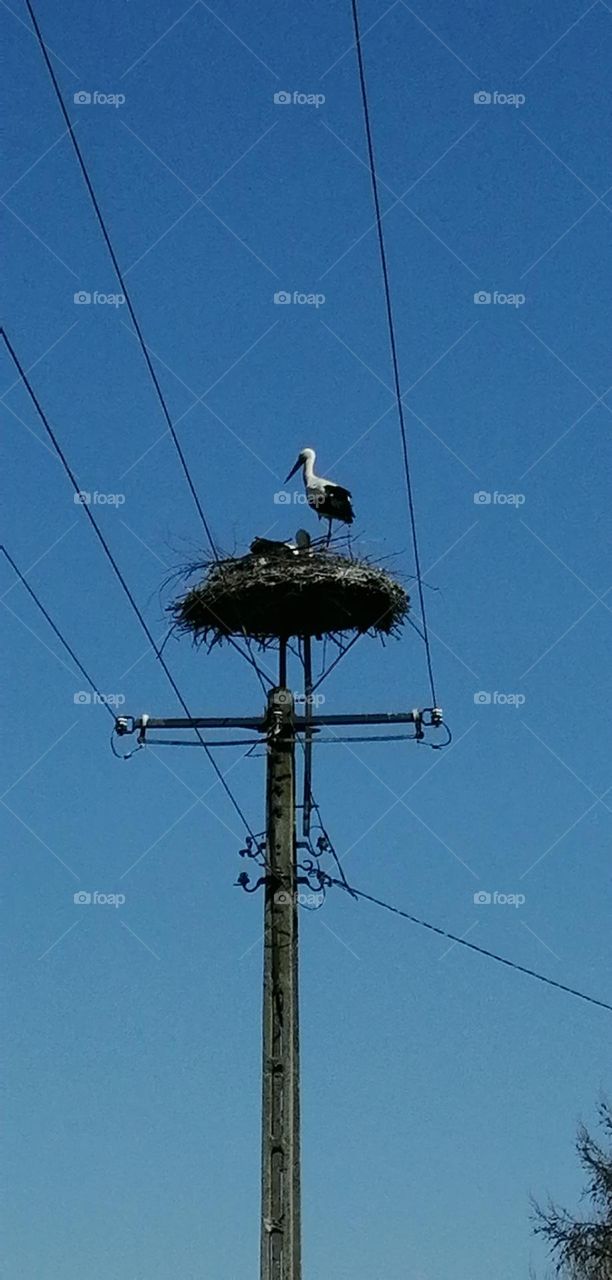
[284,447,354,545]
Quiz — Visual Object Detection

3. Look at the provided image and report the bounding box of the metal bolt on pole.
[260,686,301,1280]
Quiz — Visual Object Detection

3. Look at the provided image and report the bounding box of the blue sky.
[2,1,612,1276]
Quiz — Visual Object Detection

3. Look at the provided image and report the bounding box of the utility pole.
[261,686,301,1280]
[115,698,441,1280]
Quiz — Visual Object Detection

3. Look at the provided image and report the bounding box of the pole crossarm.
[116,708,440,737]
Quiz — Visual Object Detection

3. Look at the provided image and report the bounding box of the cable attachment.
[137,714,150,745]
[235,870,267,893]
[110,730,143,761]
[419,707,452,749]
[412,709,425,741]
[310,867,333,891]
[114,716,134,736]
[267,708,284,741]
[238,833,267,865]
[296,859,326,893]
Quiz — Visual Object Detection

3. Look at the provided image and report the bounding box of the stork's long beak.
[284,457,301,483]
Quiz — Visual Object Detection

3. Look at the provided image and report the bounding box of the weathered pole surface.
[260,687,301,1280]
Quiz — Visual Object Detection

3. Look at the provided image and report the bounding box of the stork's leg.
[326,519,332,547]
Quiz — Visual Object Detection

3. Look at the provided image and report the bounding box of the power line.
[1,544,116,720]
[24,0,217,557]
[310,628,363,694]
[350,0,438,708]
[335,881,612,1015]
[299,776,608,1014]
[1,328,258,842]
[303,781,357,899]
[311,612,427,695]
[23,0,271,693]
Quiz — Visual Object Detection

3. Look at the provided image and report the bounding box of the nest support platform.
[169,549,409,645]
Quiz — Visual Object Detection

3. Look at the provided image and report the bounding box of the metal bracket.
[137,713,150,745]
[114,716,134,736]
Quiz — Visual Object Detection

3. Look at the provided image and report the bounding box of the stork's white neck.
[302,450,316,482]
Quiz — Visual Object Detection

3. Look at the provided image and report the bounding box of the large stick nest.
[168,548,409,644]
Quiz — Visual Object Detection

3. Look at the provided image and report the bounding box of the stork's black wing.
[326,484,352,501]
[323,483,354,524]
[250,537,293,556]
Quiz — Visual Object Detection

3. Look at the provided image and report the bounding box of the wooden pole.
[278,638,287,690]
[302,636,313,838]
[260,687,301,1280]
